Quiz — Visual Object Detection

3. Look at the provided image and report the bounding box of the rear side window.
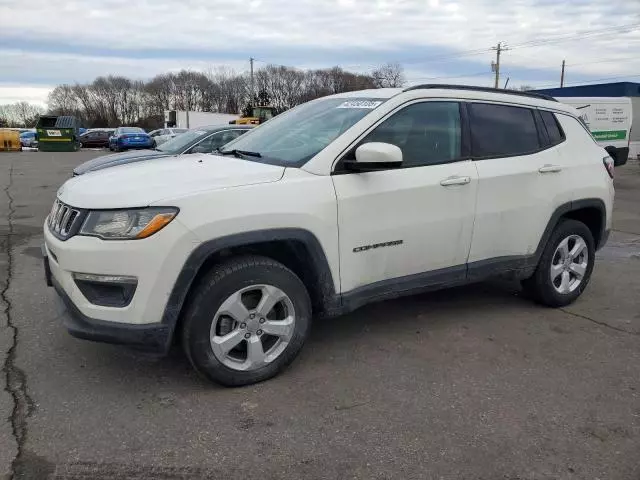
[469,103,540,158]
[540,111,565,145]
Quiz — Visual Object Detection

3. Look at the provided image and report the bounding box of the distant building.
[533,81,640,98]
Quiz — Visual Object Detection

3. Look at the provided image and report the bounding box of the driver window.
[361,102,462,167]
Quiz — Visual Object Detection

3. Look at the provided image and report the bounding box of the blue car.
[108,127,152,152]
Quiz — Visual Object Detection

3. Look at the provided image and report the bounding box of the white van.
[555,97,633,166]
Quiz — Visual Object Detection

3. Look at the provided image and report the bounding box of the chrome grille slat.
[59,208,72,234]
[54,205,66,232]
[48,200,82,240]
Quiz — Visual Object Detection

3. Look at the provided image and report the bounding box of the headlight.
[79,207,178,240]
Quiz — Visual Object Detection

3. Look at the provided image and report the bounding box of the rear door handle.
[538,164,562,173]
[440,176,471,186]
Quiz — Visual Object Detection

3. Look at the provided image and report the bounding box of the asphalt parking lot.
[1,150,640,479]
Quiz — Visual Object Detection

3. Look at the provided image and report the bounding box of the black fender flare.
[534,198,608,261]
[160,228,337,346]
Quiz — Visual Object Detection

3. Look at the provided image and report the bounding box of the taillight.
[603,156,614,179]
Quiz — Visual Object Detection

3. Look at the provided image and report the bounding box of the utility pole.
[491,42,508,89]
[560,60,566,88]
[250,57,255,106]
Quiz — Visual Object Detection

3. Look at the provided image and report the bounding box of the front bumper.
[51,272,170,352]
[43,215,200,352]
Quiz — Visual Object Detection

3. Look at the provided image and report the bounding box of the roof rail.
[403,84,557,102]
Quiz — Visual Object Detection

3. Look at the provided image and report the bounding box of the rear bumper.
[614,147,629,167]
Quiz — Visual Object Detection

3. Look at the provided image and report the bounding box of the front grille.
[48,200,83,240]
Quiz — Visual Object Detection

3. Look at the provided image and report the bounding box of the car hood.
[73,150,173,175]
[58,154,286,209]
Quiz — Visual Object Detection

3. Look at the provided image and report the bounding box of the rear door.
[467,102,571,274]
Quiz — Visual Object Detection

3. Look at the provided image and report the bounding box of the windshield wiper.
[217,149,262,158]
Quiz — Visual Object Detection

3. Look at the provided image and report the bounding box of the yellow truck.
[230,106,276,125]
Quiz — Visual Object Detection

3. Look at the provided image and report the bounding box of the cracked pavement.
[1,151,640,479]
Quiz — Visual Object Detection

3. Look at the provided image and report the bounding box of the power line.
[509,22,640,50]
[406,71,493,81]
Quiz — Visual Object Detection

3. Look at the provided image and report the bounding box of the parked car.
[44,85,614,386]
[19,131,38,148]
[79,130,111,148]
[73,125,252,175]
[108,127,152,152]
[149,128,189,147]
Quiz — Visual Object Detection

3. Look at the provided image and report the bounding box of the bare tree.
[371,62,406,88]
[0,102,44,127]
[43,62,380,126]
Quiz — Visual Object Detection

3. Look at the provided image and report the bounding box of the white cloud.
[0,0,639,104]
[0,85,53,107]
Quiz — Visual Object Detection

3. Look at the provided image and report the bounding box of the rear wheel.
[523,219,595,307]
[182,255,312,386]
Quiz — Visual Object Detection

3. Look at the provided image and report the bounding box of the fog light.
[73,273,137,307]
[73,273,137,284]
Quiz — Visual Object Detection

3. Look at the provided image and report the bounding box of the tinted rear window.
[540,111,565,145]
[120,127,144,133]
[469,103,540,158]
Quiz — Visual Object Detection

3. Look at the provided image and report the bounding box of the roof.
[533,82,640,98]
[405,84,556,102]
[328,85,571,113]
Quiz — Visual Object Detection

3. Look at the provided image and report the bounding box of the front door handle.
[538,164,562,173]
[440,176,471,186]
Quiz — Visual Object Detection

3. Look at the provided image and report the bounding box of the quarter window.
[540,111,565,145]
[360,102,462,167]
[469,103,540,158]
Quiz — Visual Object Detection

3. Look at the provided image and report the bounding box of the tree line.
[0,102,45,128]
[0,62,406,129]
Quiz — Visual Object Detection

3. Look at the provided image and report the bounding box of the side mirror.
[190,145,209,154]
[344,142,403,171]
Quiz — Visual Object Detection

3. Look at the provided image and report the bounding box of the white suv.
[44,85,615,386]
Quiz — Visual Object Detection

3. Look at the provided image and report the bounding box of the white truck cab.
[44,85,614,386]
[555,96,633,166]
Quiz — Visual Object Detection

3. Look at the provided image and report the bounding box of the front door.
[332,101,478,294]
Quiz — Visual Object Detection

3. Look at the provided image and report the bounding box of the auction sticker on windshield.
[337,100,383,109]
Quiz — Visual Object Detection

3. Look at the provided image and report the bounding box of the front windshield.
[157,129,208,153]
[220,97,386,166]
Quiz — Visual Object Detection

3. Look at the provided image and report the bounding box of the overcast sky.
[1,0,639,106]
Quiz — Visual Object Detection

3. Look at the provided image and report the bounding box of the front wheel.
[182,255,312,386]
[522,219,595,307]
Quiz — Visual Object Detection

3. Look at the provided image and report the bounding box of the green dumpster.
[36,115,81,152]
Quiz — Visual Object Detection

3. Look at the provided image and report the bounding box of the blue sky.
[1,0,639,105]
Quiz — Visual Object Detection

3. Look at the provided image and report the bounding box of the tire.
[181,255,312,387]
[522,219,595,307]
